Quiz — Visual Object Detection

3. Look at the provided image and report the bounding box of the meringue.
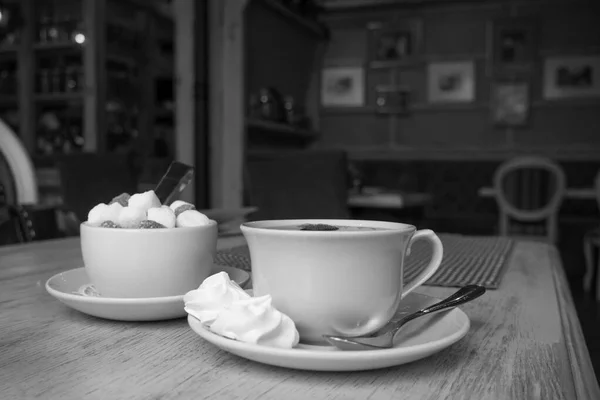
[210,295,300,348]
[184,272,300,348]
[184,272,250,324]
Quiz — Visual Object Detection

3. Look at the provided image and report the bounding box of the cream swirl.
[184,272,300,348]
[183,271,250,324]
[209,295,300,348]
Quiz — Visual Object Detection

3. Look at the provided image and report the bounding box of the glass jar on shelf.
[0,61,17,95]
[65,66,80,92]
[37,68,51,93]
[50,65,63,93]
[37,4,52,43]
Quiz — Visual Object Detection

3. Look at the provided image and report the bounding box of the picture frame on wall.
[491,80,530,127]
[320,66,365,107]
[487,17,537,72]
[543,55,600,99]
[367,19,423,68]
[374,85,410,115]
[427,61,475,103]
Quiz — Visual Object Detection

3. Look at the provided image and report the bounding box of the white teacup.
[240,219,443,344]
[81,221,218,298]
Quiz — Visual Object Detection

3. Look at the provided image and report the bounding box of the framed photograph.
[491,81,530,127]
[374,85,410,115]
[367,20,423,67]
[427,61,475,103]
[320,66,365,107]
[488,17,536,70]
[543,56,600,99]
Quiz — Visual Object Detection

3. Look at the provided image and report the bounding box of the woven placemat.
[215,234,515,289]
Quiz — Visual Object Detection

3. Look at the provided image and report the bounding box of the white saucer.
[46,264,250,322]
[187,292,470,372]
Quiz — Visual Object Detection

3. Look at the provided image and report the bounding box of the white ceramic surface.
[46,265,250,321]
[188,291,470,372]
[240,219,443,343]
[80,221,218,298]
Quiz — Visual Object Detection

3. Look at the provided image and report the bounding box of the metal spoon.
[323,285,486,351]
[153,161,195,204]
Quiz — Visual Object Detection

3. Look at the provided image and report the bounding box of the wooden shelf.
[0,45,18,54]
[322,0,466,11]
[260,0,328,39]
[368,53,487,69]
[246,118,319,140]
[34,92,83,103]
[33,42,82,51]
[4,0,175,165]
[122,0,173,22]
[0,95,18,105]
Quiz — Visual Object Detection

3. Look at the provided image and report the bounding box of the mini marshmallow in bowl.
[128,190,161,213]
[84,189,213,229]
[118,206,147,228]
[103,202,124,223]
[87,203,110,226]
[177,209,211,227]
[147,205,177,229]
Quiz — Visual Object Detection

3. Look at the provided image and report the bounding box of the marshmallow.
[87,203,109,226]
[103,202,124,224]
[128,190,161,213]
[118,206,147,228]
[169,200,193,211]
[147,205,176,229]
[176,209,211,227]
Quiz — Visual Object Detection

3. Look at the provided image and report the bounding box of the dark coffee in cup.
[265,223,387,232]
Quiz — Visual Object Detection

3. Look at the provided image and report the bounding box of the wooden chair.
[492,156,566,244]
[0,183,36,245]
[244,149,350,220]
[583,171,600,300]
[0,118,39,205]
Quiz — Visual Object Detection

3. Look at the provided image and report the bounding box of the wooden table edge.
[549,244,600,399]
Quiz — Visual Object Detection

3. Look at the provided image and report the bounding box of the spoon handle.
[417,285,486,317]
[154,161,195,204]
[385,285,486,336]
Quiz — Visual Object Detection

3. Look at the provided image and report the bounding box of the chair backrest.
[493,156,566,243]
[245,149,350,220]
[0,183,35,245]
[0,118,39,205]
[595,170,600,213]
[56,153,139,224]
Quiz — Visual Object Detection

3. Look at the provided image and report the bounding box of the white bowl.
[80,220,218,298]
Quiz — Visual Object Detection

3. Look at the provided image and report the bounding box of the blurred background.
[1,0,600,368]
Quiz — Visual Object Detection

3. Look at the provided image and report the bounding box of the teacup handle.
[401,229,443,299]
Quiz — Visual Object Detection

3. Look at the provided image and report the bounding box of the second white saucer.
[46,264,250,322]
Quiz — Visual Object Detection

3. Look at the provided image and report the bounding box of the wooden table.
[479,186,596,200]
[1,236,599,399]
